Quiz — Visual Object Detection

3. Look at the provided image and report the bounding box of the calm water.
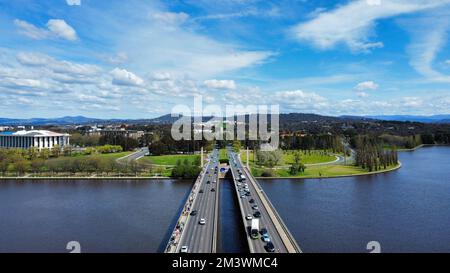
[259,146,450,253]
[1,147,449,253]
[218,179,248,253]
[0,179,192,253]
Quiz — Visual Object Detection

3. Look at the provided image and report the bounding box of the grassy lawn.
[251,164,399,178]
[241,149,337,166]
[219,148,228,161]
[47,152,132,163]
[138,154,200,166]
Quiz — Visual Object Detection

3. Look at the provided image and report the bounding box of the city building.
[99,129,144,139]
[0,130,70,150]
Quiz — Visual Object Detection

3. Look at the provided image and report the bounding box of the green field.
[138,154,200,166]
[47,151,132,163]
[251,164,399,178]
[240,149,337,166]
[219,149,228,161]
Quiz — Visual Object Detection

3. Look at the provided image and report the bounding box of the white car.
[246,214,253,220]
[199,218,206,225]
[180,246,188,253]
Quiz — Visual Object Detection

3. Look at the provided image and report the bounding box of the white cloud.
[66,0,81,6]
[16,52,52,66]
[151,72,172,81]
[354,81,379,91]
[110,68,144,86]
[292,0,450,52]
[107,52,128,64]
[1,78,43,89]
[46,19,78,41]
[14,19,78,41]
[357,92,369,98]
[17,52,101,82]
[273,90,329,111]
[14,19,49,40]
[204,79,236,90]
[151,12,189,25]
[113,4,273,78]
[404,10,450,82]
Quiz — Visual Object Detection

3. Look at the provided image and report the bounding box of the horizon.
[1,112,450,123]
[1,0,450,118]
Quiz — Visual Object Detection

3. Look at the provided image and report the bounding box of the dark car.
[260,228,268,236]
[199,189,204,193]
[245,192,251,196]
[253,211,261,218]
[265,242,275,252]
[211,188,216,192]
[206,181,210,184]
[190,210,198,216]
[249,199,255,204]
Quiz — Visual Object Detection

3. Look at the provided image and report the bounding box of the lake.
[0,146,449,252]
[259,146,450,253]
[0,179,192,253]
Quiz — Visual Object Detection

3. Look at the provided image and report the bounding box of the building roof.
[0,130,69,137]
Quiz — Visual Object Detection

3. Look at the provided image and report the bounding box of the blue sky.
[0,0,450,118]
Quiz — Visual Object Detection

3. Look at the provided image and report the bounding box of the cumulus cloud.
[354,81,379,91]
[204,79,236,90]
[66,0,81,6]
[291,0,450,52]
[46,19,78,41]
[14,19,78,41]
[110,68,144,86]
[273,90,329,111]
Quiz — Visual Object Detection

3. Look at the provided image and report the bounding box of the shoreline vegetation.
[254,162,401,179]
[1,144,445,180]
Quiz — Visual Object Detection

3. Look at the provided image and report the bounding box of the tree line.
[353,136,398,172]
[171,158,201,179]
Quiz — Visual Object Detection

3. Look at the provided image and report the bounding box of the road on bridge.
[178,149,220,253]
[228,148,290,253]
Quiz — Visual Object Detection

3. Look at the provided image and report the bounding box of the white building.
[0,130,70,150]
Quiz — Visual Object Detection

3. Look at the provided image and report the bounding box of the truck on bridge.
[251,219,260,239]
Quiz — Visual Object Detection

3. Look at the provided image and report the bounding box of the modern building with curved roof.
[0,130,70,149]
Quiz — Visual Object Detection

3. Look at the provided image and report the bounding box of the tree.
[51,145,61,158]
[30,158,45,175]
[0,160,8,176]
[12,158,30,176]
[40,149,50,160]
[232,140,241,153]
[289,151,306,175]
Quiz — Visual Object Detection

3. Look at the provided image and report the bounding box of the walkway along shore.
[256,161,402,180]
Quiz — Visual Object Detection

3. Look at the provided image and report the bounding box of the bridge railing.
[239,154,302,253]
[164,161,208,253]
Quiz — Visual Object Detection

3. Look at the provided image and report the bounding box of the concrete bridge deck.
[227,148,302,253]
[165,149,220,253]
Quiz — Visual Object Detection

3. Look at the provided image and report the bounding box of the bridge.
[165,149,220,253]
[165,147,301,253]
[227,147,302,253]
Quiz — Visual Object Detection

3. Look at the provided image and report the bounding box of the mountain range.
[0,114,449,126]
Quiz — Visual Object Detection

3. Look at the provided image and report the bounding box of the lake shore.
[256,162,402,180]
